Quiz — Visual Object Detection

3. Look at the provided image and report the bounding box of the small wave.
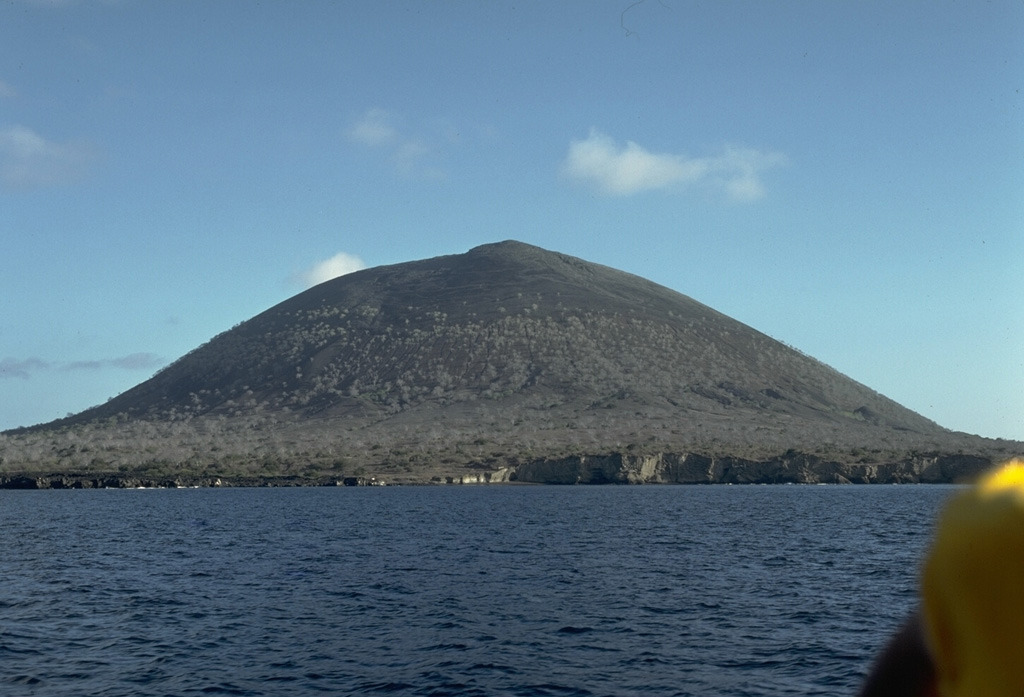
[354,679,418,692]
[416,683,489,697]
[0,644,44,656]
[419,642,469,651]
[465,662,518,675]
[556,625,593,634]
[198,682,251,695]
[512,683,595,696]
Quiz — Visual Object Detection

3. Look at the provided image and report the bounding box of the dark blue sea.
[1,484,955,696]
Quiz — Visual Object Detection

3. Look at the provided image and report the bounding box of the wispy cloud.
[347,108,444,180]
[0,353,163,379]
[295,252,367,288]
[0,124,94,189]
[348,108,399,147]
[0,357,50,379]
[0,80,15,98]
[111,353,164,370]
[9,0,99,6]
[561,129,785,201]
[63,353,164,372]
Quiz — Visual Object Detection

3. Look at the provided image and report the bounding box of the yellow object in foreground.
[922,459,1024,697]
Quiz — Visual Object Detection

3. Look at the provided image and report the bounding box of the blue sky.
[1,0,1022,440]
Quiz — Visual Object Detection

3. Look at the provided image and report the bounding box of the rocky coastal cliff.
[506,451,992,485]
[0,450,994,488]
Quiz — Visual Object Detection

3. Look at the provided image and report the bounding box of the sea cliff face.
[509,451,994,485]
[0,452,993,489]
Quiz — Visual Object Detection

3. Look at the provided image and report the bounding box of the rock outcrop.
[509,451,994,485]
[1,452,992,488]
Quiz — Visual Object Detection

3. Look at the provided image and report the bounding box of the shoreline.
[0,449,1004,489]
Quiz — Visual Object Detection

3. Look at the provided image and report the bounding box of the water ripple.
[0,485,954,695]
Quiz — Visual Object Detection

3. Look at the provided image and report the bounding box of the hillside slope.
[2,241,1017,485]
[56,241,943,430]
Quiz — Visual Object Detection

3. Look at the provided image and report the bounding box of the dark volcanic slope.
[70,240,937,435]
[8,240,1020,485]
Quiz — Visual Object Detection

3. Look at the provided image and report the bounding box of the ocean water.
[0,484,955,696]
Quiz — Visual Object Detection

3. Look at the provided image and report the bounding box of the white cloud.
[562,130,701,195]
[347,108,444,180]
[0,124,93,189]
[297,252,367,288]
[713,145,788,202]
[561,129,785,201]
[348,108,399,147]
[393,140,443,180]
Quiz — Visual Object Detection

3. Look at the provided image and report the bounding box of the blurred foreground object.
[859,458,1024,697]
[922,459,1024,697]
